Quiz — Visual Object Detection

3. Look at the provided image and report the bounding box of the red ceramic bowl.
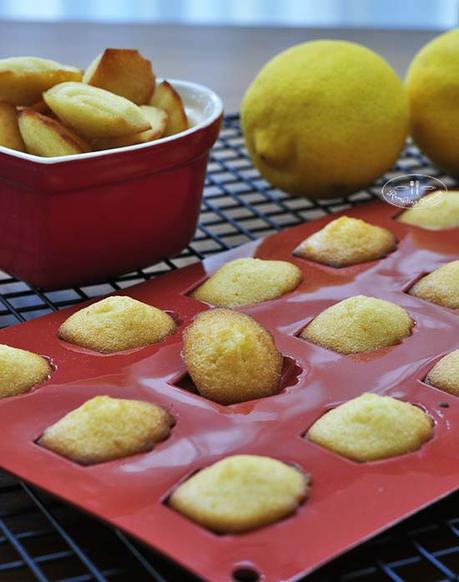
[0,80,223,289]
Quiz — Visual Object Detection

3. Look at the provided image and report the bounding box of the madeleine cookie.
[398,191,459,230]
[44,82,150,139]
[308,393,433,462]
[0,56,82,106]
[83,49,155,105]
[301,295,413,354]
[39,395,174,464]
[426,349,459,396]
[409,260,459,309]
[295,216,396,267]
[92,105,167,150]
[169,455,309,533]
[0,344,51,398]
[183,309,282,404]
[18,110,90,156]
[192,258,302,308]
[58,296,175,353]
[0,102,25,151]
[149,80,188,136]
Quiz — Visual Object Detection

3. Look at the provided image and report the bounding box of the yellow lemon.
[241,40,409,199]
[406,29,459,175]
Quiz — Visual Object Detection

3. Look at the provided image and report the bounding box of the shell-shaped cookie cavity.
[301,295,413,354]
[192,257,302,308]
[183,308,283,404]
[0,344,51,398]
[409,260,459,309]
[58,296,176,353]
[426,349,459,396]
[169,454,309,533]
[295,216,396,267]
[307,393,433,462]
[398,191,459,230]
[39,395,174,464]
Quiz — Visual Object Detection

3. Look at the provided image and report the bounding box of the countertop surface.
[0,21,438,112]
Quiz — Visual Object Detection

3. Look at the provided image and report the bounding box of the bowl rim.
[0,78,224,165]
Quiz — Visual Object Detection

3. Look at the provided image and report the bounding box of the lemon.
[406,29,459,175]
[241,40,409,199]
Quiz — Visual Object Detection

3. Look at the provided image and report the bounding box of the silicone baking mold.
[0,199,457,582]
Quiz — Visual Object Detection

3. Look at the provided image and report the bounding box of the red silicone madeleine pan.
[0,199,457,582]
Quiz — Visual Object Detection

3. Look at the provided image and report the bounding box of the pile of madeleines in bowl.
[0,49,189,157]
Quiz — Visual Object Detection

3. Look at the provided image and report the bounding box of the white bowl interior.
[181,81,222,128]
[0,79,223,164]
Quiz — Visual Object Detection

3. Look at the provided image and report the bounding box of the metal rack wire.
[0,115,458,581]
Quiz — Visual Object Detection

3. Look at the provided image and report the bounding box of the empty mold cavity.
[173,356,303,405]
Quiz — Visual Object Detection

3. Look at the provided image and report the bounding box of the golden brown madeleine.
[18,109,90,157]
[0,56,81,106]
[0,344,51,398]
[409,260,459,309]
[92,105,168,150]
[307,393,433,462]
[426,349,459,396]
[58,296,176,353]
[0,102,25,151]
[169,455,309,533]
[301,295,413,354]
[149,80,188,136]
[295,216,397,267]
[83,49,155,105]
[39,396,174,464]
[192,257,302,308]
[183,308,282,404]
[397,191,459,230]
[43,82,150,139]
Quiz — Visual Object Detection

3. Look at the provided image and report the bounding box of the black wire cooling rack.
[0,115,458,582]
